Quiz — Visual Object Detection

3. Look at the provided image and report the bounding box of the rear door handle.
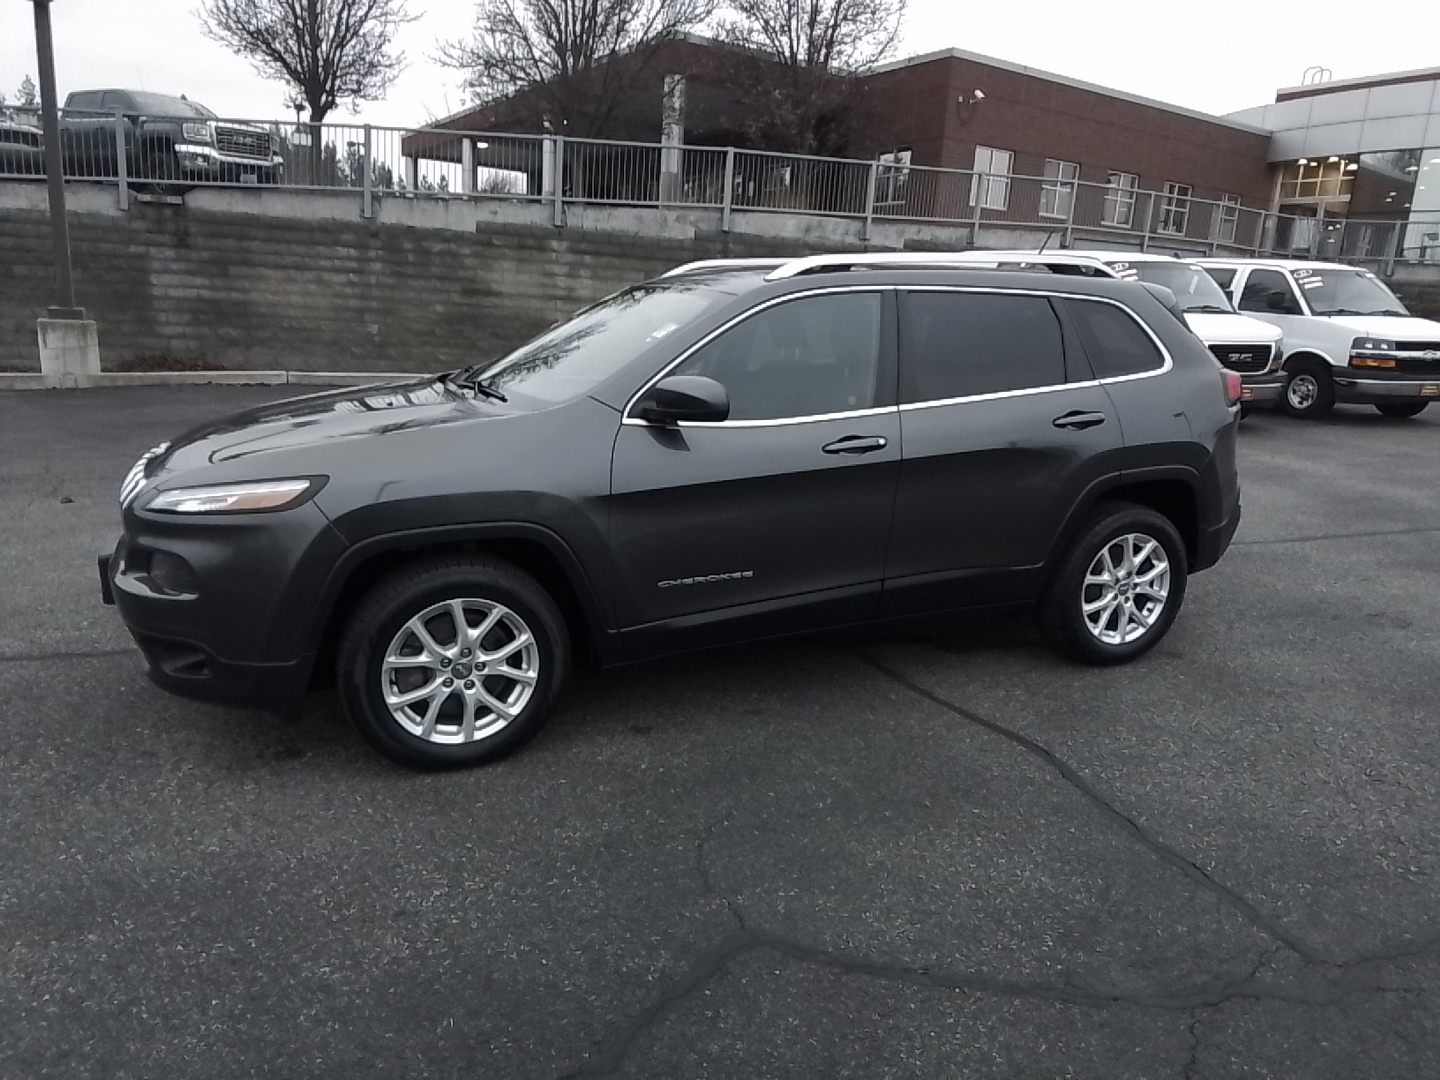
[822,435,889,455]
[1052,410,1107,430]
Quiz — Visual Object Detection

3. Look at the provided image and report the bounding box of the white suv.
[939,251,1286,408]
[1196,258,1440,419]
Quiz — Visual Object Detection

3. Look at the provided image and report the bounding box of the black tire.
[337,555,570,770]
[1375,402,1428,419]
[1238,404,1253,419]
[1036,502,1188,665]
[142,149,187,196]
[1280,359,1335,419]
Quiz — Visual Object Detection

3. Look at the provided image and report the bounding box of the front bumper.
[100,501,347,712]
[173,143,284,176]
[1238,372,1285,406]
[1332,374,1440,405]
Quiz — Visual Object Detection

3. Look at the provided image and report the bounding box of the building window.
[1159,182,1191,234]
[1040,159,1079,219]
[875,149,911,207]
[970,145,1013,211]
[1216,195,1241,243]
[1279,157,1355,200]
[1102,172,1138,227]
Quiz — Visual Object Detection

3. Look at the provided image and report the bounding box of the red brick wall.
[855,55,1274,208]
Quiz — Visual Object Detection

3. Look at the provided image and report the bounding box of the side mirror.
[637,374,729,424]
[1266,292,1293,313]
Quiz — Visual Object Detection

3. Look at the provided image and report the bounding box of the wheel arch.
[1048,472,1202,572]
[1282,348,1338,371]
[306,524,617,692]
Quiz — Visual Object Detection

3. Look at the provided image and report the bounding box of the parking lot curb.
[0,370,419,390]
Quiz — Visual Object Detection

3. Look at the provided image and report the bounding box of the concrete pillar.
[659,74,685,205]
[37,318,101,388]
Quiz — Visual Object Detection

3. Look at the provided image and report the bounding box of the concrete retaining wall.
[4,180,1439,372]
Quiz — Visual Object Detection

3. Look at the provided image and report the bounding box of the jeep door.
[880,288,1125,616]
[608,289,900,654]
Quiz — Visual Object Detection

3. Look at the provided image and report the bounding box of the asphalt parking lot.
[2,385,1438,1078]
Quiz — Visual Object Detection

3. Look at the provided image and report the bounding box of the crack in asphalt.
[0,646,138,665]
[566,928,1440,1077]
[1233,524,1440,547]
[860,652,1325,965]
[569,660,1440,1077]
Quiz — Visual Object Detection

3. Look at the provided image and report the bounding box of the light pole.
[29,0,83,318]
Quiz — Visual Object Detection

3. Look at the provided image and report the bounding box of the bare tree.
[718,0,905,154]
[16,75,39,108]
[436,0,715,137]
[197,0,414,123]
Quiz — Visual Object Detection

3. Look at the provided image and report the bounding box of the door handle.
[822,434,888,455]
[1052,410,1107,430]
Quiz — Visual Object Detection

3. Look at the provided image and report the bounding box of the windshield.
[1106,260,1234,312]
[1291,267,1409,316]
[461,282,733,404]
[130,93,215,119]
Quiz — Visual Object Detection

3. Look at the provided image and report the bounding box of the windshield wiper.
[444,369,508,402]
[1186,305,1233,313]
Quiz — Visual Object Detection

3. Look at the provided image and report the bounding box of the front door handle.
[822,434,889,455]
[1052,410,1107,430]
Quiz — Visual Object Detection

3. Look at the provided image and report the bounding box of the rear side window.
[1238,269,1303,315]
[65,92,103,112]
[1202,266,1237,291]
[900,292,1065,403]
[1062,298,1166,379]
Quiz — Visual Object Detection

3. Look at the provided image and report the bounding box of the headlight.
[1351,336,1398,369]
[120,441,170,508]
[146,478,322,514]
[1352,337,1396,352]
[181,122,211,143]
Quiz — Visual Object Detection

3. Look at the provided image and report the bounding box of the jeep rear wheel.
[1281,359,1335,418]
[1037,502,1188,665]
[337,556,569,769]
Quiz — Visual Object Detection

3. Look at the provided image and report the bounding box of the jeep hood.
[155,376,493,472]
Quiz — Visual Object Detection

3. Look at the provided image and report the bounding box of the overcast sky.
[3,0,1438,131]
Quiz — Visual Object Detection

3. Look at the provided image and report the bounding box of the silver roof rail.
[760,250,1117,280]
[662,258,790,278]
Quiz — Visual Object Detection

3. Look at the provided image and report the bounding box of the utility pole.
[31,0,82,317]
[29,0,102,387]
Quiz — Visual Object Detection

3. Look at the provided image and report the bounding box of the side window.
[900,292,1065,403]
[671,292,882,421]
[1202,266,1237,291]
[65,91,102,113]
[1062,298,1166,379]
[1238,269,1303,315]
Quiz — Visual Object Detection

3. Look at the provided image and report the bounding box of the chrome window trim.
[621,285,893,427]
[896,287,1173,409]
[622,284,1174,427]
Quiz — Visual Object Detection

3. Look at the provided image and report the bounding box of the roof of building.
[1274,65,1440,102]
[869,47,1271,136]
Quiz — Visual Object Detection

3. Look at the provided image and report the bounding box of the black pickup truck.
[54,90,282,191]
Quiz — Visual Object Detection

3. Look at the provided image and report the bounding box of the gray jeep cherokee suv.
[101,254,1242,769]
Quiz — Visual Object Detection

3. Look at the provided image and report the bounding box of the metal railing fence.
[3,108,1439,268]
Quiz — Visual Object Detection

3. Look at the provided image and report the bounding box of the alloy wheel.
[380,598,539,744]
[1081,533,1171,646]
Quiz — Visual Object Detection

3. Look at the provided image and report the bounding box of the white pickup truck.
[940,250,1287,409]
[1195,258,1440,419]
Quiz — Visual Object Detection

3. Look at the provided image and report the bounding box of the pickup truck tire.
[1036,501,1188,666]
[337,555,570,770]
[1375,402,1429,418]
[141,149,187,196]
[1280,359,1335,419]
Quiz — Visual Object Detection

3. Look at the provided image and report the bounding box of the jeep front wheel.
[1375,402,1428,419]
[337,556,570,769]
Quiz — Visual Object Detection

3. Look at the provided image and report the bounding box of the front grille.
[1394,356,1440,375]
[214,126,271,160]
[1209,343,1273,374]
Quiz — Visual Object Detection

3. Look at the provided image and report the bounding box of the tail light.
[1222,370,1243,407]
